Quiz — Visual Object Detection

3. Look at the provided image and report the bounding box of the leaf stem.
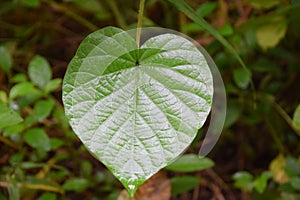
[136,0,146,47]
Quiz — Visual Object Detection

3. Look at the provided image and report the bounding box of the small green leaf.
[22,0,40,7]
[253,171,271,193]
[165,154,214,172]
[233,68,251,89]
[23,128,51,152]
[0,46,12,73]
[9,82,40,100]
[293,104,300,131]
[38,192,57,200]
[247,0,280,9]
[170,176,201,196]
[218,24,234,36]
[233,171,254,192]
[182,23,204,34]
[224,102,242,128]
[290,177,300,190]
[0,102,23,129]
[62,178,89,193]
[50,138,64,150]
[0,90,7,103]
[3,124,24,137]
[256,17,287,51]
[33,100,54,122]
[28,55,52,89]
[45,78,62,93]
[11,74,27,83]
[285,156,300,177]
[196,2,217,18]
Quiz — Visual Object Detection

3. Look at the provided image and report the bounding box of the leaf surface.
[0,102,23,129]
[29,55,52,89]
[62,27,213,196]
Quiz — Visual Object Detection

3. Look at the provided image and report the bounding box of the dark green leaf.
[0,46,12,73]
[290,177,300,190]
[233,171,254,192]
[62,178,89,193]
[285,156,300,177]
[293,104,300,131]
[38,192,57,200]
[170,176,201,196]
[253,171,271,193]
[33,99,54,122]
[23,128,51,152]
[11,74,27,83]
[22,0,40,7]
[165,154,214,172]
[28,55,52,89]
[196,2,217,18]
[50,138,64,150]
[0,102,23,129]
[45,78,62,93]
[233,68,251,89]
[9,82,41,100]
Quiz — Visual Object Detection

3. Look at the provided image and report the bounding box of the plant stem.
[136,0,146,47]
[43,0,98,31]
[106,0,128,30]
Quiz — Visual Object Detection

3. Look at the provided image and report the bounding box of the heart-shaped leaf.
[62,26,213,196]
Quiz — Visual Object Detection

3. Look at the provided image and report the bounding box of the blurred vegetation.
[0,0,300,199]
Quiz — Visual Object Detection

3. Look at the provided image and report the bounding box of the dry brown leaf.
[118,171,171,200]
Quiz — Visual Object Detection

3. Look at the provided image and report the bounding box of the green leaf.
[165,154,214,172]
[224,102,242,128]
[170,176,201,196]
[253,171,271,193]
[23,128,51,152]
[247,0,280,9]
[33,99,54,122]
[11,73,27,83]
[9,82,41,100]
[0,102,23,129]
[62,26,213,196]
[233,68,252,89]
[196,2,217,18]
[290,177,300,190]
[28,55,52,89]
[256,17,287,51]
[293,104,300,131]
[218,24,234,36]
[3,124,24,137]
[38,192,57,200]
[233,171,254,192]
[45,78,62,93]
[50,138,64,150]
[62,178,89,193]
[0,46,12,73]
[22,0,40,7]
[285,156,300,177]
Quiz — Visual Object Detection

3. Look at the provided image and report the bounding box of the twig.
[0,134,20,150]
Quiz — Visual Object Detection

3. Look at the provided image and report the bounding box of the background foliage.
[0,0,300,199]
